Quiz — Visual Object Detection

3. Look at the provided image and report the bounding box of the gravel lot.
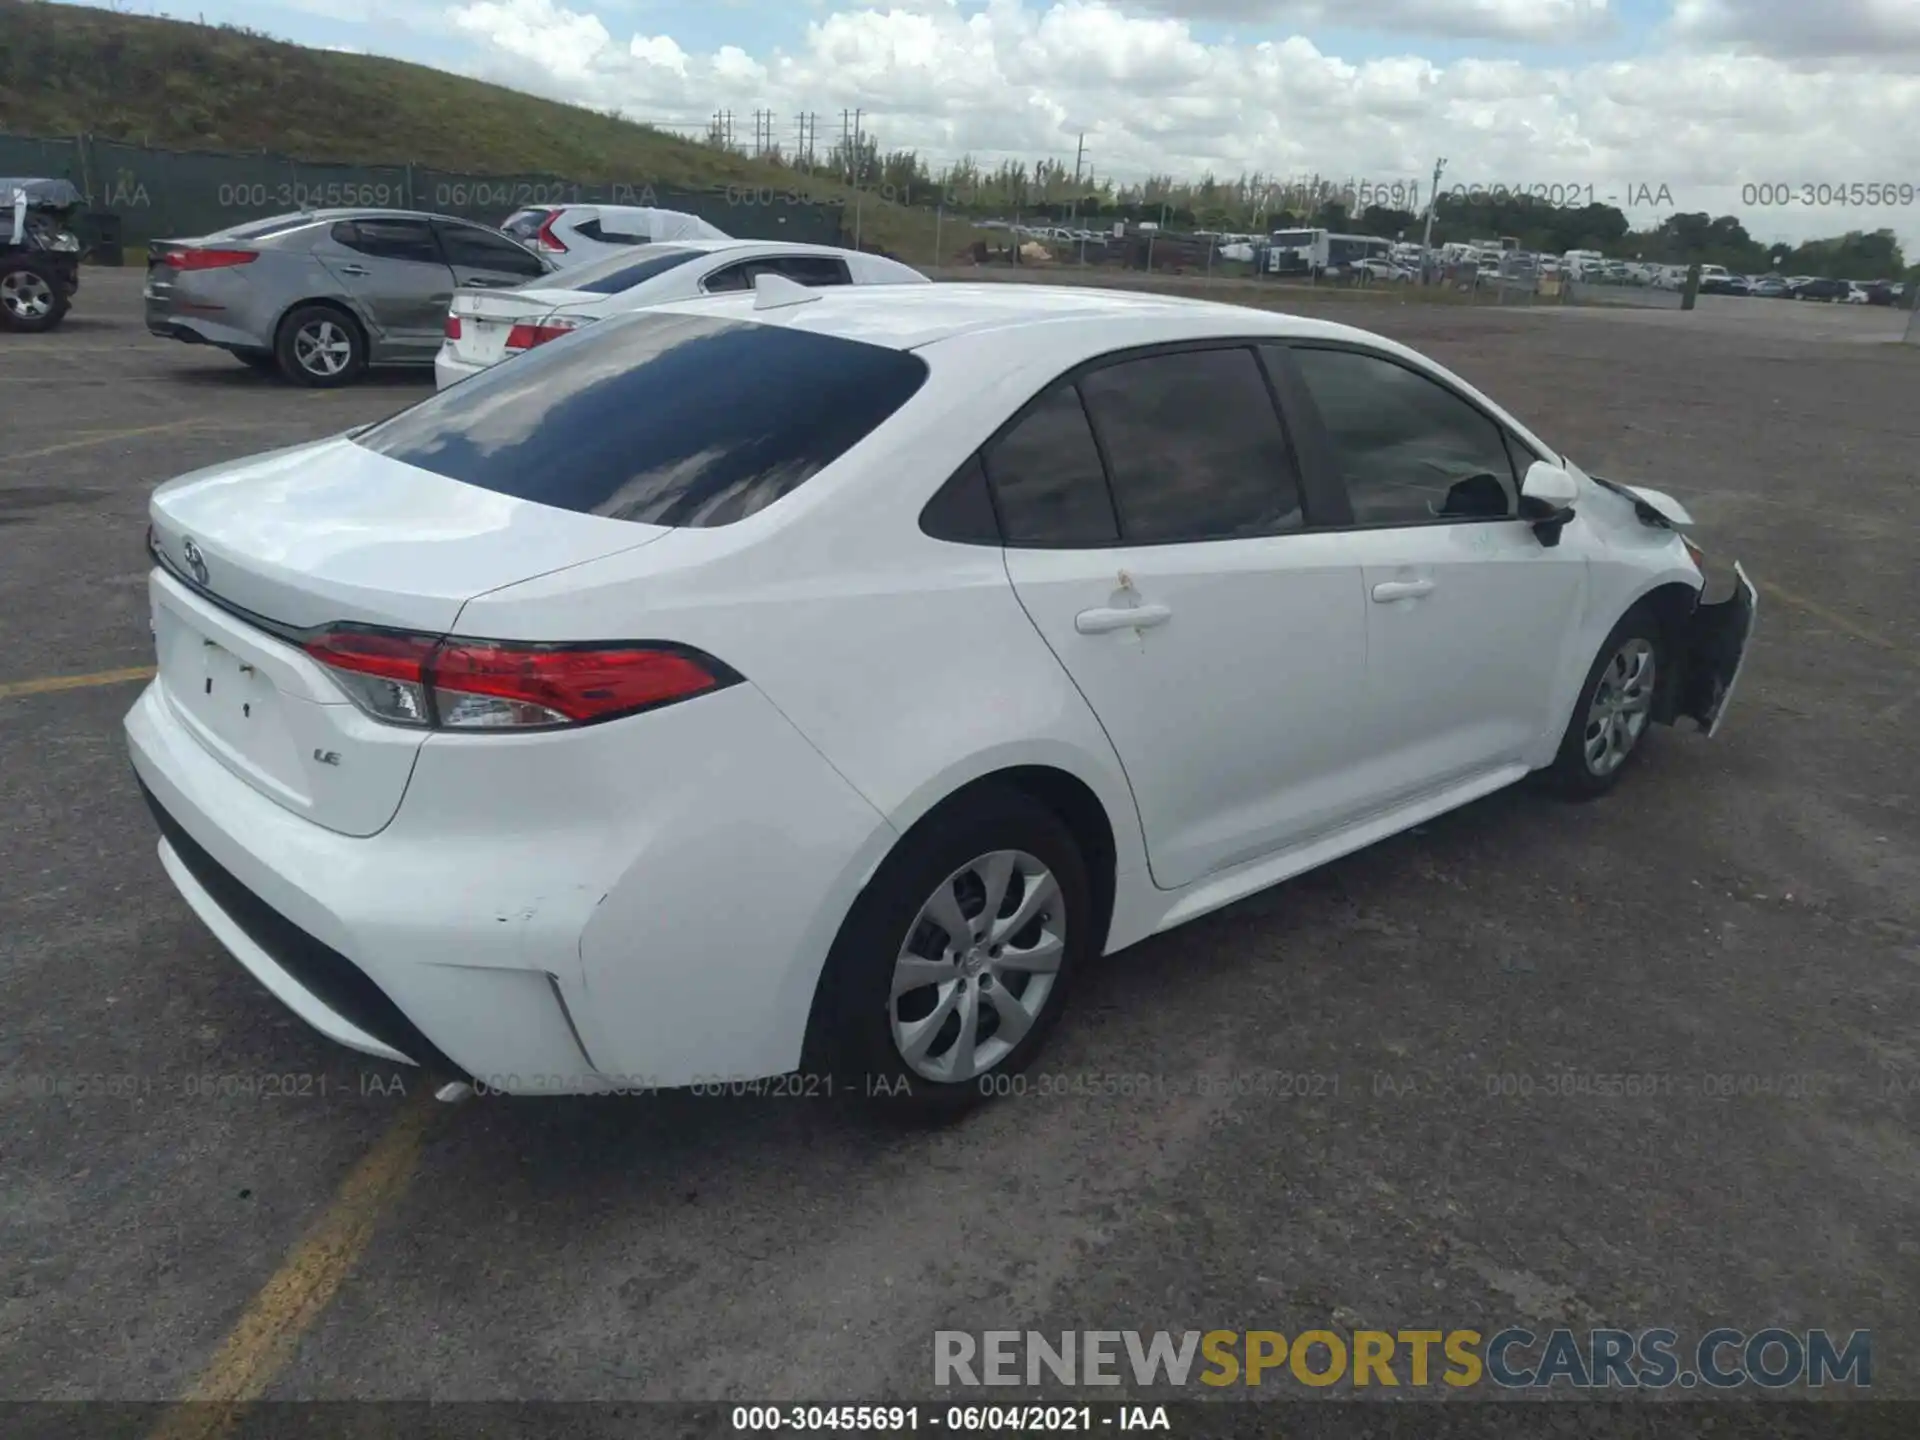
[2,268,1917,1409]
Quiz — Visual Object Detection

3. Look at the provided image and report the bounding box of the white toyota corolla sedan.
[128,278,1757,1111]
[432,238,928,390]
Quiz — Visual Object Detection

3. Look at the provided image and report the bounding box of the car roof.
[642,281,1381,354]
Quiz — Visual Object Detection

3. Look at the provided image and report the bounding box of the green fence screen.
[0,133,846,248]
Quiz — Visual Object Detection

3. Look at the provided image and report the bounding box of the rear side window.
[769,255,851,286]
[982,385,1120,546]
[1076,347,1303,542]
[331,219,441,265]
[560,246,701,295]
[574,218,652,245]
[353,312,929,527]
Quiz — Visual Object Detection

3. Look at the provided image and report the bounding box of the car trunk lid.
[446,286,594,366]
[146,435,671,835]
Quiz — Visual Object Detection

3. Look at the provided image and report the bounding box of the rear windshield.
[210,214,321,241]
[501,208,552,240]
[556,244,702,295]
[353,311,929,527]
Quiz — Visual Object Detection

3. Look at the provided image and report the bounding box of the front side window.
[982,384,1119,546]
[354,312,929,527]
[1290,347,1517,525]
[436,223,547,276]
[1076,347,1304,543]
[701,262,757,294]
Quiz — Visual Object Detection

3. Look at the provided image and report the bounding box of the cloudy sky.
[75,0,1920,248]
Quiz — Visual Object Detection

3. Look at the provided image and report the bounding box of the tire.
[274,304,367,387]
[812,786,1093,1119]
[1544,607,1665,799]
[0,257,71,333]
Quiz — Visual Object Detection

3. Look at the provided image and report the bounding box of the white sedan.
[433,238,927,389]
[128,280,1757,1112]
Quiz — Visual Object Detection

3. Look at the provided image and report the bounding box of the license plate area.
[156,606,306,796]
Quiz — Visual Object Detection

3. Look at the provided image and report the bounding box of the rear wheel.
[0,257,70,332]
[815,787,1092,1118]
[275,304,366,387]
[1545,609,1664,798]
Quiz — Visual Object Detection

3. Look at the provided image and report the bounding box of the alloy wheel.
[1584,637,1656,776]
[1,269,55,320]
[293,319,353,378]
[889,849,1064,1083]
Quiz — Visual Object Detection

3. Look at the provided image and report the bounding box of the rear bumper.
[146,307,262,352]
[125,668,895,1093]
[433,347,487,390]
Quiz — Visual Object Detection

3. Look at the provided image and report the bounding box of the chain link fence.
[0,132,846,250]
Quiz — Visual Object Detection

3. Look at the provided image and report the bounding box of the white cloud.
[452,0,613,77]
[434,0,1920,246]
[1130,0,1614,43]
[1669,0,1920,58]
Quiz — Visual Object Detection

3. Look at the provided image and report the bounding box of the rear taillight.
[534,212,567,254]
[302,628,734,731]
[504,316,587,351]
[165,248,258,271]
[444,314,462,340]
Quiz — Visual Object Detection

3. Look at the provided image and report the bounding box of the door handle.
[1371,579,1435,603]
[1075,603,1172,634]
[336,264,370,277]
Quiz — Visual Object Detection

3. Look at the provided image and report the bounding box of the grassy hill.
[0,0,978,258]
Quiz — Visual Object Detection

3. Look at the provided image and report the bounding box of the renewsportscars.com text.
[934,1328,1871,1390]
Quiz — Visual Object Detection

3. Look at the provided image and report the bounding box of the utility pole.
[1419,156,1446,282]
[1073,133,1085,187]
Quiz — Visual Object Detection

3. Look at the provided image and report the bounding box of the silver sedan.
[144,209,555,387]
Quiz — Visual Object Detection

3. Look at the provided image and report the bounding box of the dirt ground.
[2,268,1916,1411]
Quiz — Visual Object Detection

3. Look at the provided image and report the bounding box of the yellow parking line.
[12,419,200,462]
[0,665,156,700]
[147,1091,440,1440]
[1766,581,1906,655]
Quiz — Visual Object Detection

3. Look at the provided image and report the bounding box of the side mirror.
[1520,460,1578,512]
[1519,460,1577,546]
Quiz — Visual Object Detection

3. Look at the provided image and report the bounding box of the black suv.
[0,177,84,332]
[1789,277,1851,302]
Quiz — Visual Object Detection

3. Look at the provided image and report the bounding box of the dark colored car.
[1789,277,1851,302]
[0,177,85,332]
[1859,280,1904,307]
[145,208,555,386]
[1700,274,1750,296]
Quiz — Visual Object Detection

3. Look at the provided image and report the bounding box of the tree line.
[740,134,1913,281]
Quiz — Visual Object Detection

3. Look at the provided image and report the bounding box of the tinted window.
[702,262,755,294]
[354,312,929,527]
[770,255,851,286]
[501,209,551,240]
[560,245,701,295]
[574,218,652,245]
[1292,348,1517,525]
[436,223,547,276]
[982,385,1119,546]
[1077,347,1303,542]
[332,218,441,265]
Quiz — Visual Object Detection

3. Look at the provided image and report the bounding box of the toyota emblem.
[181,537,209,587]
